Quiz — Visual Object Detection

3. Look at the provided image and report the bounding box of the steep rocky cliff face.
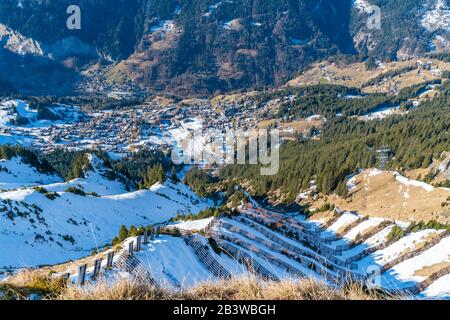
[0,0,146,60]
[0,0,147,94]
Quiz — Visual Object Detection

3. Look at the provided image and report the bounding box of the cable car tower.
[376,147,391,170]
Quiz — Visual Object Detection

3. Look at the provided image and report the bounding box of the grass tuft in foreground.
[56,277,401,301]
[1,271,406,301]
[0,269,66,300]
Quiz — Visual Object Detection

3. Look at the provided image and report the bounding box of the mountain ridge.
[0,0,449,96]
[0,153,212,269]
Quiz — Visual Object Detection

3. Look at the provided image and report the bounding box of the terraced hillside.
[52,203,450,299]
[287,59,450,94]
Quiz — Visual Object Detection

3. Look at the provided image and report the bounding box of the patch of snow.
[327,212,360,233]
[343,218,383,241]
[305,114,321,122]
[367,168,383,177]
[251,21,262,27]
[203,1,228,17]
[341,225,394,261]
[346,173,359,191]
[223,19,241,31]
[167,217,214,232]
[357,230,439,271]
[0,157,61,190]
[150,21,175,34]
[135,236,215,288]
[432,34,450,51]
[394,172,435,192]
[359,105,401,121]
[381,235,450,290]
[343,94,363,99]
[421,274,450,298]
[353,0,374,14]
[421,0,450,33]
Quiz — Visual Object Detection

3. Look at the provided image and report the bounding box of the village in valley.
[0,92,314,162]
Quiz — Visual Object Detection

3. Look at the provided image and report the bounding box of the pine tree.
[336,180,348,198]
[67,154,92,180]
[141,164,166,188]
[129,225,138,237]
[118,225,129,242]
[171,166,179,182]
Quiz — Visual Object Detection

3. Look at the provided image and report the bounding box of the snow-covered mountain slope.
[422,0,450,33]
[133,235,231,288]
[0,23,44,56]
[0,157,61,190]
[0,155,212,269]
[422,0,450,51]
[0,99,91,152]
[20,198,448,298]
[138,234,247,289]
[43,154,128,197]
[0,23,96,59]
[82,205,448,298]
[0,99,87,127]
[0,181,211,269]
[203,206,450,298]
[66,233,248,290]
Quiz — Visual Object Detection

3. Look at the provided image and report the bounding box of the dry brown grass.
[1,269,405,301]
[287,59,450,94]
[318,170,450,224]
[51,276,396,301]
[257,119,324,134]
[56,279,171,301]
[0,269,66,300]
[308,210,336,226]
[414,260,450,278]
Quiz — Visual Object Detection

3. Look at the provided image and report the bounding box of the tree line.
[220,82,450,203]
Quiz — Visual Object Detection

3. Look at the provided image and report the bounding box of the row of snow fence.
[64,250,115,287]
[73,226,163,286]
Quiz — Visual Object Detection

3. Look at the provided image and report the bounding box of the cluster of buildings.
[0,94,287,160]
[76,64,146,99]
